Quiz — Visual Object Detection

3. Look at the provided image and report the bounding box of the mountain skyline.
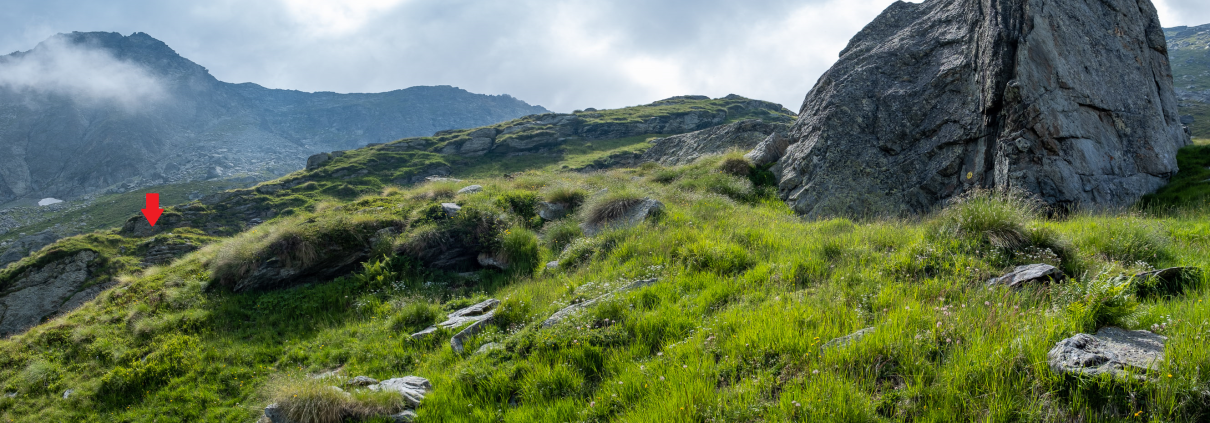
[0,31,548,204]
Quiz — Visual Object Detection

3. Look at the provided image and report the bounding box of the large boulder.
[641,119,788,166]
[775,0,1190,218]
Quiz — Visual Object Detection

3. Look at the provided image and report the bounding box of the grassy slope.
[1143,139,1210,208]
[1,146,1209,422]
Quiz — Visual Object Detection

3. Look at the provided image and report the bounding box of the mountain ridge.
[0,31,548,206]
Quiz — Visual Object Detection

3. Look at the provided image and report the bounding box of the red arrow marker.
[141,193,163,227]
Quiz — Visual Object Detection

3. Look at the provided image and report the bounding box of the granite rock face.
[0,250,107,337]
[641,119,789,166]
[776,0,1190,218]
[0,230,59,268]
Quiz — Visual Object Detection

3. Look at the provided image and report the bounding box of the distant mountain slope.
[0,32,548,205]
[1166,24,1210,137]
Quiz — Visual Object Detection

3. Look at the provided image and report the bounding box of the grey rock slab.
[411,299,499,339]
[745,131,791,167]
[457,185,483,194]
[1048,327,1166,379]
[987,264,1066,288]
[372,376,432,408]
[441,203,461,217]
[1134,267,1199,282]
[542,278,658,328]
[451,316,495,354]
[460,137,494,156]
[580,198,664,237]
[537,201,568,220]
[546,261,559,270]
[641,119,788,166]
[776,0,1189,218]
[61,389,73,399]
[0,250,99,338]
[822,327,875,350]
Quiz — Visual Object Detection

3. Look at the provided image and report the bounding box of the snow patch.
[38,198,63,206]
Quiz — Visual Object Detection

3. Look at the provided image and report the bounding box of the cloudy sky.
[1,0,1207,113]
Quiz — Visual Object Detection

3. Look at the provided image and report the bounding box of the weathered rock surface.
[228,240,374,293]
[986,264,1066,288]
[641,119,789,166]
[457,185,483,194]
[411,299,499,339]
[745,131,792,167]
[441,203,461,217]
[369,376,432,408]
[580,198,664,236]
[542,278,658,328]
[0,230,59,268]
[140,239,199,266]
[0,250,106,337]
[776,0,1190,218]
[305,153,332,171]
[1048,327,1166,379]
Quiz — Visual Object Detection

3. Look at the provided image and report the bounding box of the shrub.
[266,376,402,423]
[519,363,584,402]
[544,187,588,210]
[541,220,582,253]
[583,194,644,226]
[1070,218,1172,266]
[500,227,542,275]
[673,240,755,275]
[930,189,1041,249]
[495,297,533,329]
[718,156,753,177]
[1057,273,1139,333]
[390,301,442,332]
[496,190,541,226]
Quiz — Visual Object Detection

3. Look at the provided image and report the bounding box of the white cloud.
[0,36,166,109]
[278,0,411,36]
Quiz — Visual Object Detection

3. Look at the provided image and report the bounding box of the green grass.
[1142,143,1210,209]
[0,180,246,244]
[2,157,1210,422]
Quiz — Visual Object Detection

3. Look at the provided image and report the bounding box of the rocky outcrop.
[0,230,59,268]
[140,238,199,266]
[0,250,107,337]
[775,0,1190,218]
[411,299,499,354]
[1048,327,1166,379]
[641,119,789,166]
[986,264,1066,288]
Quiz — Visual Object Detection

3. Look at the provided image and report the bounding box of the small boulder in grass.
[441,203,461,217]
[986,264,1065,288]
[1048,327,1166,380]
[457,185,483,194]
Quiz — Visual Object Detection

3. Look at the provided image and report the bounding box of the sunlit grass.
[2,159,1209,422]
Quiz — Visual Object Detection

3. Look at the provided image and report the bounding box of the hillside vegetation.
[0,98,1208,422]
